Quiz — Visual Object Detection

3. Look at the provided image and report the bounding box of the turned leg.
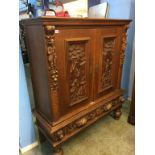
[113,107,122,120]
[53,146,63,155]
[38,130,46,143]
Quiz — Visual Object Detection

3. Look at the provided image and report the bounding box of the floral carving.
[51,98,122,142]
[101,37,115,90]
[68,43,87,105]
[120,25,129,66]
[44,25,59,90]
[75,117,88,127]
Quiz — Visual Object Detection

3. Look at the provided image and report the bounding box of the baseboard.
[19,141,39,154]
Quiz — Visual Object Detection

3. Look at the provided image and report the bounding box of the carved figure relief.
[67,42,88,105]
[101,37,115,90]
[44,25,59,90]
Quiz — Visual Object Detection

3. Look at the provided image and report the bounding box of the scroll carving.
[68,42,87,105]
[120,25,129,66]
[51,98,122,142]
[101,37,115,90]
[44,25,59,90]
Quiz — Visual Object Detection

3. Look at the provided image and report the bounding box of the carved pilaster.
[44,25,58,90]
[20,24,27,51]
[119,96,125,103]
[19,23,29,63]
[44,25,60,120]
[120,24,129,66]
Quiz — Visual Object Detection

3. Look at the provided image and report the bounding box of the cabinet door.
[55,29,95,115]
[94,27,122,99]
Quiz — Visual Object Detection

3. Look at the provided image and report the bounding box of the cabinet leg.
[113,107,122,120]
[38,130,46,143]
[53,146,63,155]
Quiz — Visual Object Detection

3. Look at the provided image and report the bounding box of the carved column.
[117,24,129,88]
[120,25,129,66]
[44,25,60,121]
[19,23,29,63]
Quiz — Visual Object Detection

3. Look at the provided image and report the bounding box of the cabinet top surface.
[20,16,131,26]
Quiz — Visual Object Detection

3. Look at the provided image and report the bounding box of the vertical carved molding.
[44,25,60,120]
[117,24,129,88]
[120,25,129,66]
[44,25,58,90]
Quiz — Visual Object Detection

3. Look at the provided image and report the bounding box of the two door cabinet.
[20,17,131,155]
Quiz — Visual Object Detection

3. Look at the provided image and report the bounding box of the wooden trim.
[20,17,131,26]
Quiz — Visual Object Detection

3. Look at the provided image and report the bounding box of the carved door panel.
[94,27,122,99]
[55,29,95,115]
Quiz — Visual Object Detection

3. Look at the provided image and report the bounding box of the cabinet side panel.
[25,25,52,121]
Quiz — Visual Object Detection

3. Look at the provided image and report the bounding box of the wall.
[19,46,36,149]
[100,0,135,98]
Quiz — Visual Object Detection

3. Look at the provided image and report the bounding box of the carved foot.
[113,107,122,120]
[53,147,63,155]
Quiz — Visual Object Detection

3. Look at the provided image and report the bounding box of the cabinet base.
[35,90,125,149]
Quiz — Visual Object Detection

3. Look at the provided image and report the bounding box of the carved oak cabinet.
[20,17,131,155]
